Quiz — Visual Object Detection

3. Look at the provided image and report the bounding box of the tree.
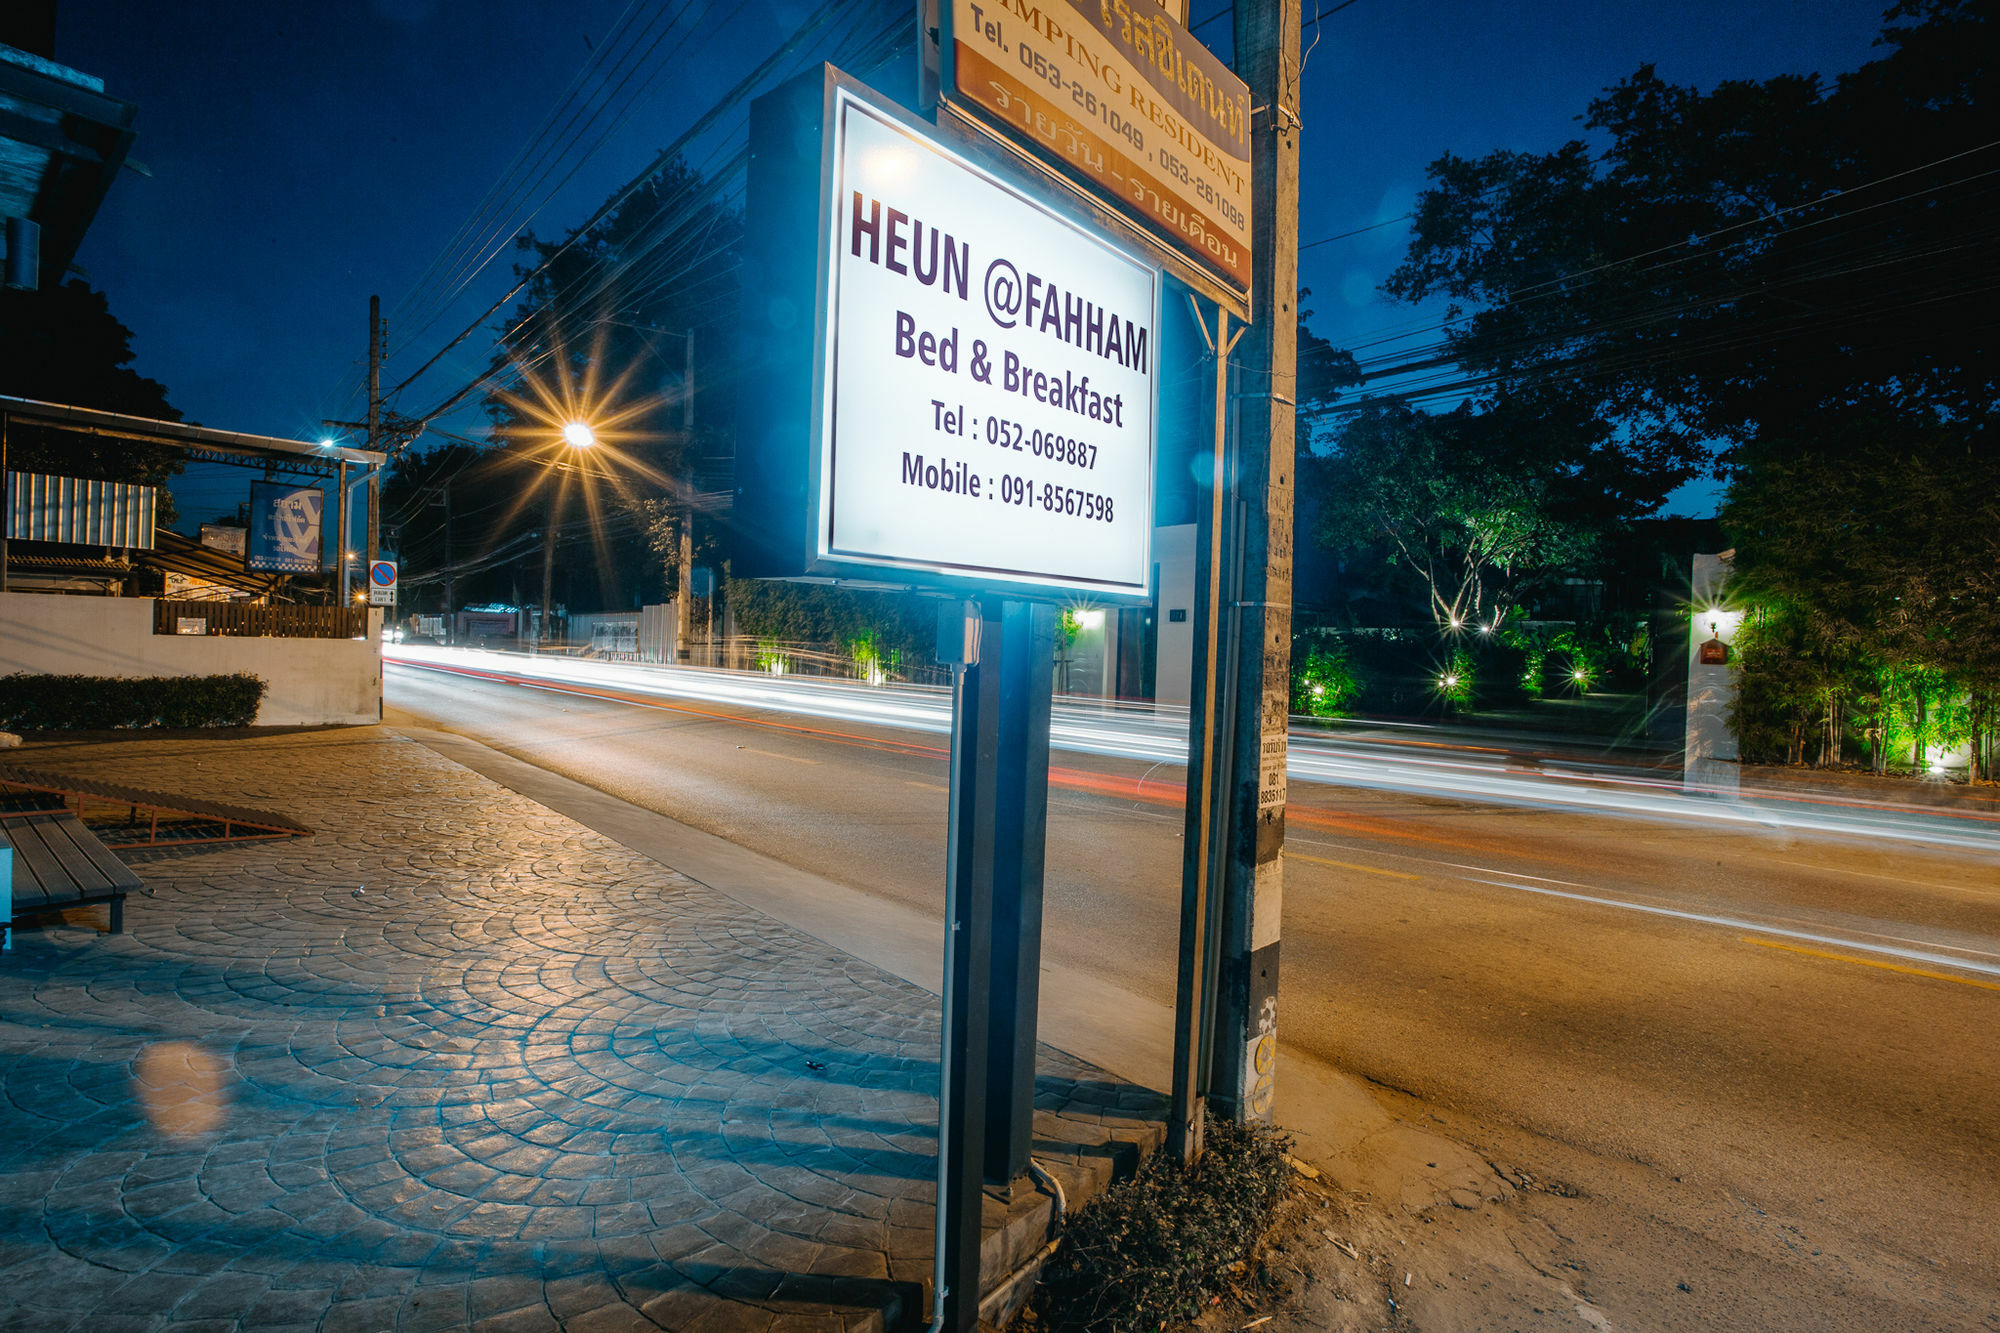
[388,157,740,616]
[1724,410,2000,774]
[0,280,183,495]
[1364,0,1999,766]
[1382,0,1997,458]
[1310,395,1612,630]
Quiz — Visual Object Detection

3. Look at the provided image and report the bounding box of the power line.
[390,0,739,357]
[1324,142,2000,375]
[1300,213,1407,251]
[383,0,872,416]
[1193,0,1361,37]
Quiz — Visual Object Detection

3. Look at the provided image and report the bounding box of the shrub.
[0,673,267,730]
[1034,1115,1296,1333]
[1435,647,1475,707]
[1291,641,1361,717]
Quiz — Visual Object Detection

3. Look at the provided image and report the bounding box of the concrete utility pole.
[365,295,383,603]
[1216,0,1301,1128]
[676,488,695,663]
[442,478,454,640]
[540,476,562,651]
[1171,0,1301,1158]
[335,458,349,602]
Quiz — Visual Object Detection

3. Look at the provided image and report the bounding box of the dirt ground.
[1180,1092,1997,1333]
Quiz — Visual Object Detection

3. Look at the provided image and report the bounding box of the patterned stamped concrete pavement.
[0,731,1163,1332]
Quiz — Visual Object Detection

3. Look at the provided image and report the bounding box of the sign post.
[367,559,397,607]
[741,67,1161,1331]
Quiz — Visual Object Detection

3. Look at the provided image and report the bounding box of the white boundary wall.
[1684,552,1740,793]
[0,593,381,726]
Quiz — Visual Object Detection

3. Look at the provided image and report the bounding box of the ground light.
[563,421,596,449]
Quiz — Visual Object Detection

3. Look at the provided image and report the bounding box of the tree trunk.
[1913,692,1926,771]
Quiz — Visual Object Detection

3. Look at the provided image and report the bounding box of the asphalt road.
[386,656,2000,1327]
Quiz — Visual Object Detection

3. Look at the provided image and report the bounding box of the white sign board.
[368,559,397,607]
[819,90,1159,595]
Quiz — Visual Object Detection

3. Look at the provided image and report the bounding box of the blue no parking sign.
[368,560,397,606]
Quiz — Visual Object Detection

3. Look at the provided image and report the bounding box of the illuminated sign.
[941,0,1251,297]
[246,482,324,573]
[738,69,1159,599]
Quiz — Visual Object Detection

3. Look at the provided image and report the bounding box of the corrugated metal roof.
[6,471,155,547]
[0,395,385,468]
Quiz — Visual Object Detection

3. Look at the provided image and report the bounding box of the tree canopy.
[1331,0,2000,767]
[386,155,740,614]
[0,280,183,493]
[1382,0,1997,455]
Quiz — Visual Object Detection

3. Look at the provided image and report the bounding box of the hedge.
[0,673,268,730]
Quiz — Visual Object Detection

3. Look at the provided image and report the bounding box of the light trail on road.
[386,645,2000,855]
[384,649,2000,1317]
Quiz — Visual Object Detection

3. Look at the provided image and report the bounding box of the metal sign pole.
[981,598,1057,1185]
[935,595,1058,1328]
[1171,302,1244,1160]
[940,601,993,1333]
[1,412,9,595]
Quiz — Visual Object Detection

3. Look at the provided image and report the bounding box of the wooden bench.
[1,809,144,942]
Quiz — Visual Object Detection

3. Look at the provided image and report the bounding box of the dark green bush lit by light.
[0,673,267,730]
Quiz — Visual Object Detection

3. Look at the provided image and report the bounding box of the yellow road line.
[905,780,949,792]
[1740,937,2000,992]
[1289,852,1420,881]
[738,747,818,765]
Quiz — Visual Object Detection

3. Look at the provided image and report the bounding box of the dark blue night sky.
[56,0,1888,521]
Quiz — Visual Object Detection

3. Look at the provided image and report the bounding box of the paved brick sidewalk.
[0,731,1162,1332]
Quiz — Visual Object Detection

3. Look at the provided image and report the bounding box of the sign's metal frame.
[737,65,1162,606]
[926,0,1251,321]
[245,480,327,575]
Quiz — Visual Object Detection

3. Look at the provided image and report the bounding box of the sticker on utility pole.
[1258,733,1287,811]
[368,560,397,606]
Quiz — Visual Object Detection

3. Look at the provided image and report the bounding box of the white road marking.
[1458,876,2000,980]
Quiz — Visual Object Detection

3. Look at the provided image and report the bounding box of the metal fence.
[7,471,156,548]
[153,601,369,639]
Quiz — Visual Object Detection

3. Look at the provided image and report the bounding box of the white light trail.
[386,647,2000,857]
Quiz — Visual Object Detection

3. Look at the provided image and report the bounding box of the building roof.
[0,395,386,474]
[0,43,136,288]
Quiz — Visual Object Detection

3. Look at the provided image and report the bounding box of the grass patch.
[1031,1115,1297,1333]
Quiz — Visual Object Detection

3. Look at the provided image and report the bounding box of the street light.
[540,423,595,651]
